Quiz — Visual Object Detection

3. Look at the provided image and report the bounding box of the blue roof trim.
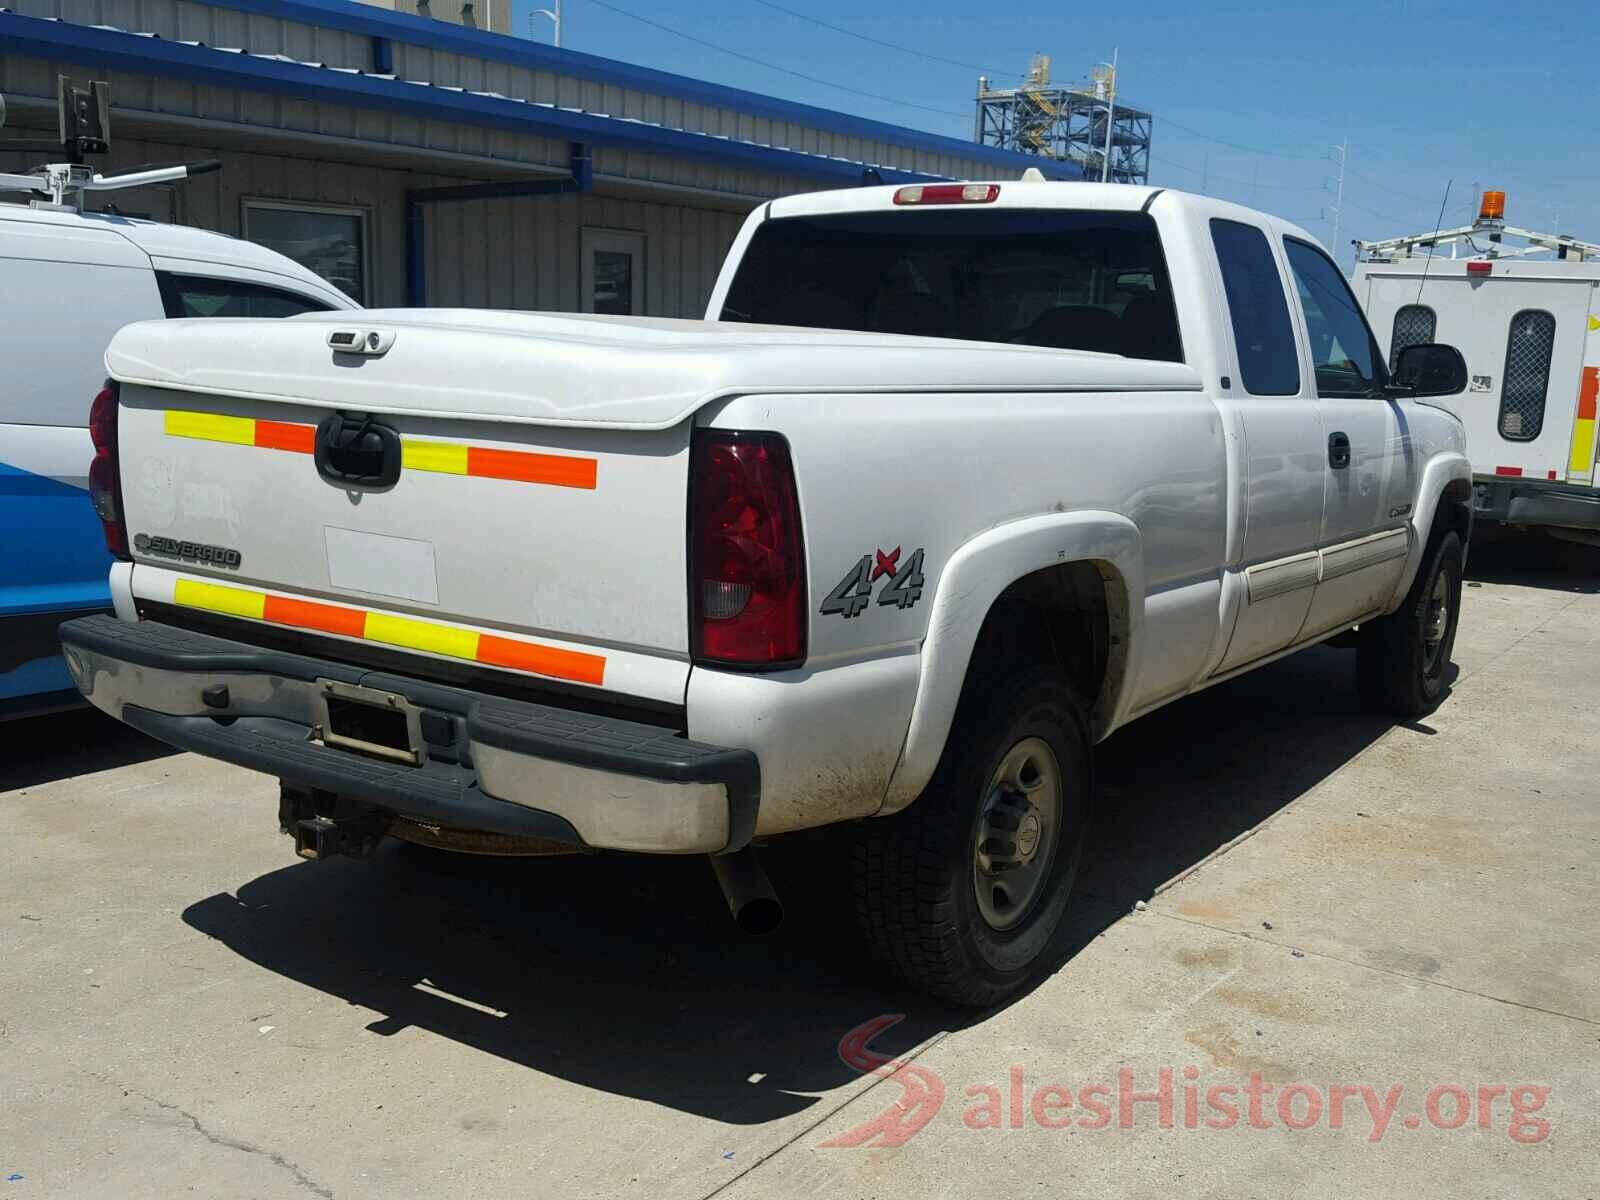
[0,11,949,185]
[176,0,1074,178]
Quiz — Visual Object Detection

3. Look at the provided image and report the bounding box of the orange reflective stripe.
[478,632,606,686]
[466,446,598,490]
[262,594,368,639]
[177,579,605,686]
[255,419,316,454]
[163,410,596,489]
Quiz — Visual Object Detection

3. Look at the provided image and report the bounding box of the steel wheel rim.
[1422,569,1450,672]
[973,736,1064,932]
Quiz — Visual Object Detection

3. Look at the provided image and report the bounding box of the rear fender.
[878,511,1143,814]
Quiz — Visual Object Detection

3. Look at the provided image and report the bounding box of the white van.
[0,201,356,717]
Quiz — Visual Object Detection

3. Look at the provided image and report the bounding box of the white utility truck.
[61,182,1474,1005]
[1356,190,1600,544]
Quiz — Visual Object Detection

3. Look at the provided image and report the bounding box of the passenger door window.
[156,273,334,319]
[1210,219,1299,394]
[1284,238,1386,397]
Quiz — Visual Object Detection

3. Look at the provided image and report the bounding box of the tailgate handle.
[314,413,402,489]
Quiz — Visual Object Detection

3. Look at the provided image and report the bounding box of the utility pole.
[1329,136,1348,266]
[1099,47,1118,183]
[532,0,561,46]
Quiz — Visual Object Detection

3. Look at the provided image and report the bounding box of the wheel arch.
[1389,451,1473,611]
[878,511,1143,815]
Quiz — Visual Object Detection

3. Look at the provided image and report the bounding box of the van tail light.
[88,381,129,559]
[690,430,806,668]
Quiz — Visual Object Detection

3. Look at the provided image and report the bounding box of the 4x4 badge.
[821,547,925,618]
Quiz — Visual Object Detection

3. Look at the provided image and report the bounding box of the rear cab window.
[156,273,335,319]
[1209,219,1300,395]
[720,208,1184,362]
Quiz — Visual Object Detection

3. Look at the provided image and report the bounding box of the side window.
[1210,219,1299,395]
[157,273,333,319]
[1389,304,1436,371]
[1499,310,1556,441]
[1284,238,1385,397]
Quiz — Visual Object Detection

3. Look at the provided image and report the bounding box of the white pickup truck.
[61,181,1474,1005]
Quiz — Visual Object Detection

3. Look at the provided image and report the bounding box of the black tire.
[1357,529,1464,719]
[850,666,1091,1007]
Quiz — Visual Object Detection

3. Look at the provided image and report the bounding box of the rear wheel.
[851,666,1091,1007]
[1357,529,1463,719]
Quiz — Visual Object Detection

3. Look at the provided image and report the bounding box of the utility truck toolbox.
[66,180,1477,1006]
[1356,190,1600,545]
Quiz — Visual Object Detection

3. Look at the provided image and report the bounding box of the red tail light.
[690,430,806,668]
[893,183,1000,206]
[88,381,128,559]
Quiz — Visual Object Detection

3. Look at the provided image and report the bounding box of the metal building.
[974,56,1151,185]
[0,0,1070,314]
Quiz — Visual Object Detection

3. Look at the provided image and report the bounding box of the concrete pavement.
[2,539,1595,1198]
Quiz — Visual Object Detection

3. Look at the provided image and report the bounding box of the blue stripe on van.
[0,460,113,615]
[0,460,111,708]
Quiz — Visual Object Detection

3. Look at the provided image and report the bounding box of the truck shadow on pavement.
[179,642,1400,1126]
[0,705,177,791]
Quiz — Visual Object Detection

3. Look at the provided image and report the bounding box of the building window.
[581,228,645,315]
[1500,310,1556,441]
[243,200,369,303]
[1389,304,1436,372]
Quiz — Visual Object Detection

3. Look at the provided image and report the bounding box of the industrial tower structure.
[974,56,1152,184]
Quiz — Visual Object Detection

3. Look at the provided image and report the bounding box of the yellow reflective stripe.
[174,579,267,620]
[1570,420,1596,476]
[362,611,480,660]
[401,440,470,475]
[165,410,257,445]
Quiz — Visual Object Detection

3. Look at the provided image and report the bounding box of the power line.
[583,0,972,119]
[743,0,1013,78]
[1155,115,1312,161]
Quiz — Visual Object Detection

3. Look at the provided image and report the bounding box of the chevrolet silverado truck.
[60,182,1474,1006]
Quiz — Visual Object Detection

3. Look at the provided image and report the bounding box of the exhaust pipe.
[709,848,783,935]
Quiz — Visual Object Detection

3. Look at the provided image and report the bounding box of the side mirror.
[1389,342,1468,398]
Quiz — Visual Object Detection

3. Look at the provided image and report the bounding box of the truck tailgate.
[114,384,690,705]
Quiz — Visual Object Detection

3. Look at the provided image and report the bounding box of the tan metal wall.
[0,135,747,315]
[4,0,1013,182]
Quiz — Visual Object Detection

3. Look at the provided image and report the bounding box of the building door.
[581,229,645,315]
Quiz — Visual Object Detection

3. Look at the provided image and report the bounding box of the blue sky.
[508,0,1599,264]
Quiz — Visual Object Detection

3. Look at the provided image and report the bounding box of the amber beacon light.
[1478,190,1506,221]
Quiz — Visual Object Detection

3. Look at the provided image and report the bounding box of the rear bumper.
[58,614,759,854]
[1474,476,1600,532]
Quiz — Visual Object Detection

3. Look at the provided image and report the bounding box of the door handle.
[1328,431,1351,470]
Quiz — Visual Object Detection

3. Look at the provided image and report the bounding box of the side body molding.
[878,511,1144,814]
[1388,451,1472,610]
